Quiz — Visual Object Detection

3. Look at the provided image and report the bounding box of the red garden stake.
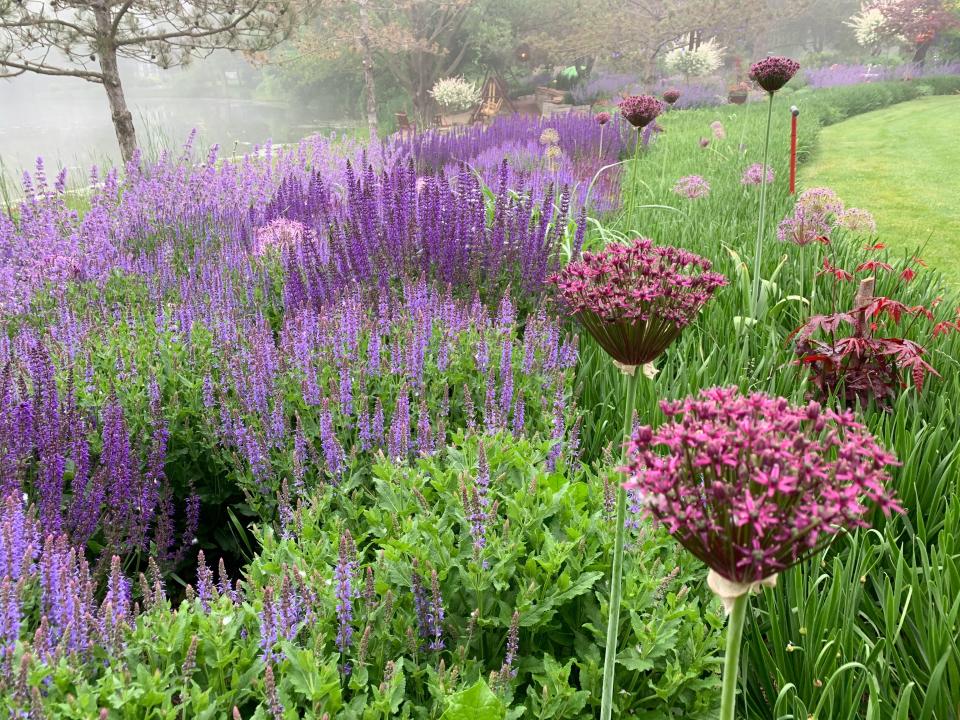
[789,105,799,195]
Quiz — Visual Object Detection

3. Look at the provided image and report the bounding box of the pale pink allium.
[742,163,774,185]
[838,207,877,234]
[622,386,902,583]
[254,218,311,256]
[673,175,711,200]
[796,187,844,218]
[550,237,726,366]
[776,205,832,246]
[710,121,726,140]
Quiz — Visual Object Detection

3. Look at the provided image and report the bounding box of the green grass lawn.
[801,94,960,284]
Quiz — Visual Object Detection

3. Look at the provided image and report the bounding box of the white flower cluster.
[663,39,725,78]
[847,6,888,47]
[430,77,481,111]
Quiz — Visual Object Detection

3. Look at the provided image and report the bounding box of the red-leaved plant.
[790,253,960,407]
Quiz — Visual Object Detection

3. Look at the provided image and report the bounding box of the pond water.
[0,81,354,181]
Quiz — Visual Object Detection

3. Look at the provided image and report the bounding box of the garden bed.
[1,76,959,719]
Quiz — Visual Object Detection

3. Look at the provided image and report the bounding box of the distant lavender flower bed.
[570,73,641,105]
[390,112,627,214]
[0,122,591,315]
[570,72,727,110]
[804,61,960,89]
[649,78,727,109]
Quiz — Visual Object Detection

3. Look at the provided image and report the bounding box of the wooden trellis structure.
[471,72,516,123]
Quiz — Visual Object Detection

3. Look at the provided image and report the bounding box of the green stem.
[719,594,749,720]
[628,130,642,226]
[751,94,775,316]
[600,368,642,720]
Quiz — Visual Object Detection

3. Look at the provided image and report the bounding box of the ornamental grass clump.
[623,386,901,720]
[551,237,725,720]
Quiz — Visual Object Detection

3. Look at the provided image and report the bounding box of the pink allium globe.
[673,175,711,200]
[622,386,902,584]
[595,111,612,126]
[662,88,681,105]
[776,205,832,246]
[618,95,664,129]
[550,238,727,366]
[749,56,800,94]
[254,218,311,257]
[796,187,844,218]
[741,163,774,185]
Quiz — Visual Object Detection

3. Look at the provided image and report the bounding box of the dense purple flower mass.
[622,387,902,583]
[749,56,800,94]
[550,238,726,366]
[618,95,664,129]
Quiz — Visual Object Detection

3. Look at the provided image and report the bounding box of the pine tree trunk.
[357,0,379,140]
[93,6,137,164]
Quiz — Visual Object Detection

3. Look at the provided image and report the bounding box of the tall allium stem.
[628,132,642,224]
[600,367,642,720]
[720,594,748,720]
[751,95,774,313]
[598,125,605,163]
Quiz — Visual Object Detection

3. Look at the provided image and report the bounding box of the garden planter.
[728,91,748,105]
[440,110,473,126]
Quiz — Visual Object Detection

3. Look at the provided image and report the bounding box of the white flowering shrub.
[847,6,888,47]
[430,77,481,112]
[663,39,725,78]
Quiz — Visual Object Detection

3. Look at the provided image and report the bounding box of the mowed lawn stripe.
[801,95,960,284]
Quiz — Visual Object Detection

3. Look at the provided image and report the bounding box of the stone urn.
[728,90,748,105]
[440,110,474,126]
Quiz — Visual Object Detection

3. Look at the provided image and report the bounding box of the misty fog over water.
[0,61,349,178]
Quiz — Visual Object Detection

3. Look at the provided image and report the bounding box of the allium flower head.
[539,128,560,146]
[254,219,310,257]
[710,120,726,140]
[742,163,774,185]
[662,88,681,105]
[618,95,664,129]
[749,56,800,94]
[796,187,844,218]
[673,175,711,200]
[595,111,611,126]
[550,238,726,366]
[776,205,832,246]
[838,207,877,234]
[622,386,901,584]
